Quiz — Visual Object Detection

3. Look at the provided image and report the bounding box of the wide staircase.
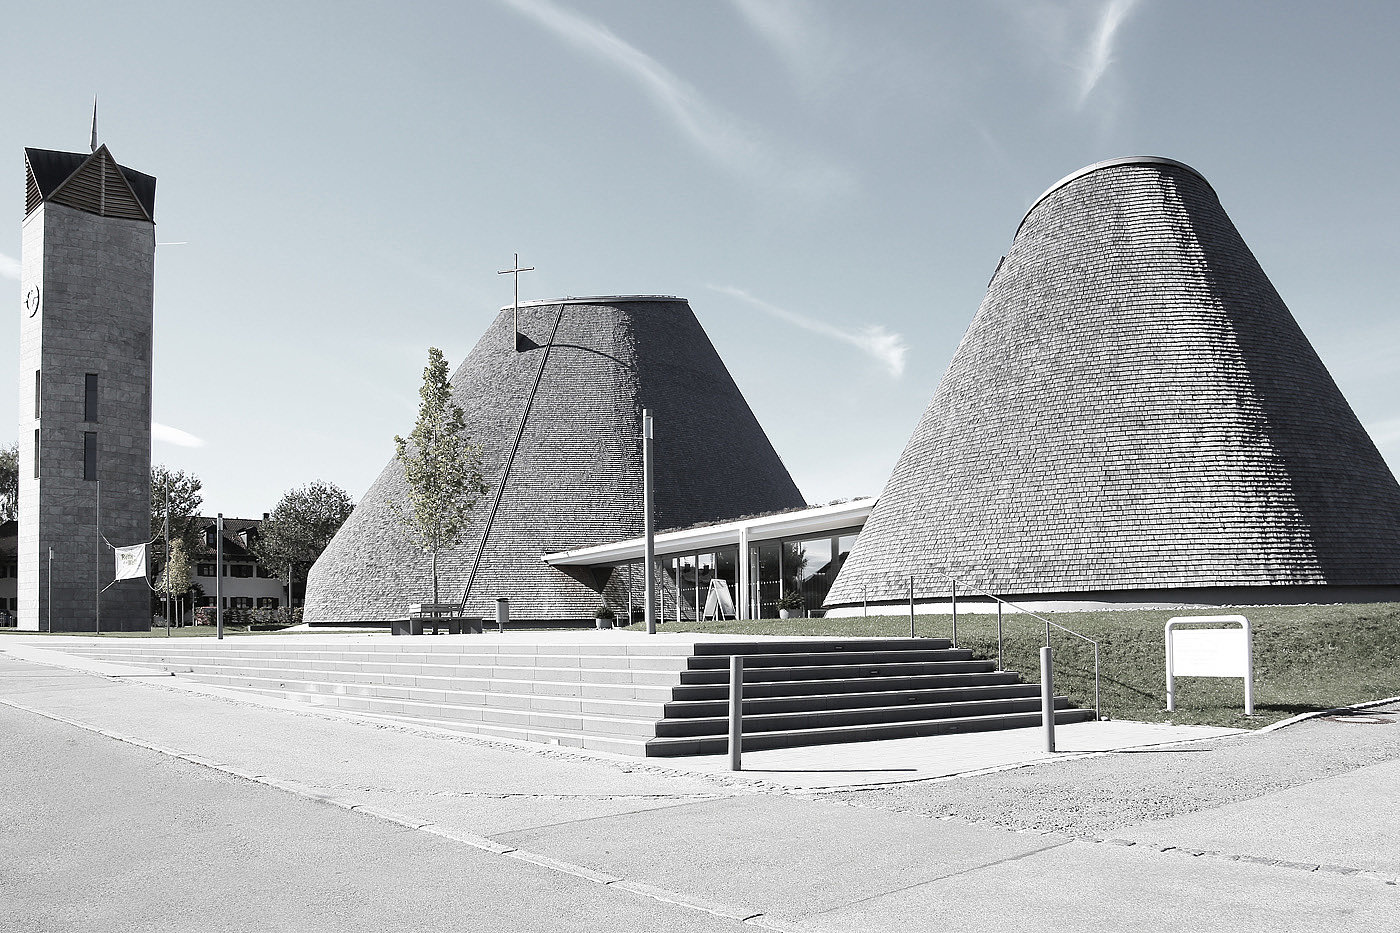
[51,637,1095,757]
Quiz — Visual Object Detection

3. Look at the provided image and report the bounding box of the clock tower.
[19,143,156,631]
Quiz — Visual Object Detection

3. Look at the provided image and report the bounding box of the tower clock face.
[23,285,40,317]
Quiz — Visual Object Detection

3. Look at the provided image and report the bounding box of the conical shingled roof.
[305,297,805,623]
[826,157,1400,608]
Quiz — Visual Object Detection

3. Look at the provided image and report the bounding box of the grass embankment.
[625,603,1400,729]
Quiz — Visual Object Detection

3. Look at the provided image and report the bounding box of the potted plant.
[775,590,805,619]
[595,606,616,630]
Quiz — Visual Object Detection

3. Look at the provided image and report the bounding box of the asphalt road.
[0,699,747,933]
[3,648,1398,932]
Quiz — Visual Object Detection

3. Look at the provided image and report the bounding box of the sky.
[2,1,1397,518]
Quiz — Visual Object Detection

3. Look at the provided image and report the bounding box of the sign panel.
[704,579,736,620]
[1171,628,1249,677]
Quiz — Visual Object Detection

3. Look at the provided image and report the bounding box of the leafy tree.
[255,480,356,614]
[151,465,204,555]
[392,347,488,607]
[0,442,17,523]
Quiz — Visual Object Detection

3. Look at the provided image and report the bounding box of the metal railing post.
[950,578,958,647]
[729,655,743,771]
[996,600,1003,670]
[908,575,915,638]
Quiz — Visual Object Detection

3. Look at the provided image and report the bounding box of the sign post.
[1166,615,1254,715]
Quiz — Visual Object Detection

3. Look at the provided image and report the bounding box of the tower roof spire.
[90,96,98,152]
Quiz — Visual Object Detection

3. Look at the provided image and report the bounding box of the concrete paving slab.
[806,836,1400,933]
[494,794,1062,918]
[1117,757,1400,873]
[671,720,1246,789]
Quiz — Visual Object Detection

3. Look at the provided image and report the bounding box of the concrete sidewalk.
[3,641,1398,931]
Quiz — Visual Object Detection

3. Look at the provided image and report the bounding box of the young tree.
[255,480,356,616]
[155,539,193,619]
[392,347,488,607]
[0,442,17,523]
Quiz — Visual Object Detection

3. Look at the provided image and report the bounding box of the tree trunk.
[432,549,439,606]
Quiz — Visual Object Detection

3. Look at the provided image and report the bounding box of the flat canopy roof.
[542,498,875,567]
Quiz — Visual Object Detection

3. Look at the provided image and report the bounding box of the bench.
[391,604,485,636]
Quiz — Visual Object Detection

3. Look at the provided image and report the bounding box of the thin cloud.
[1075,0,1139,108]
[153,423,205,448]
[712,285,907,377]
[728,0,839,90]
[497,0,852,198]
[0,252,19,280]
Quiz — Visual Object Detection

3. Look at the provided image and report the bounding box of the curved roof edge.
[501,295,684,312]
[1015,156,1211,238]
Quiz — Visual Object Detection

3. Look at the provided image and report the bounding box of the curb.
[1251,695,1400,735]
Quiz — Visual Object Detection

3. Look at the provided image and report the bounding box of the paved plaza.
[2,634,1398,931]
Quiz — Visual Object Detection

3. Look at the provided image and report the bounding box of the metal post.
[643,410,656,635]
[908,575,915,637]
[627,564,634,626]
[996,600,1003,670]
[862,586,867,618]
[950,578,957,647]
[215,513,224,640]
[95,480,100,634]
[164,483,171,636]
[1040,645,1056,753]
[729,655,743,771]
[46,547,52,634]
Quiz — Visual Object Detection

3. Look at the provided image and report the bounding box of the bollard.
[1040,645,1056,753]
[496,597,509,633]
[729,655,743,771]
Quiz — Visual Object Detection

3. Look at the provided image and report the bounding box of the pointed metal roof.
[24,145,155,221]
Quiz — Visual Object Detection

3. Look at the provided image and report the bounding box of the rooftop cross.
[497,253,535,352]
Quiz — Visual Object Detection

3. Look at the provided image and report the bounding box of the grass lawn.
[625,602,1400,729]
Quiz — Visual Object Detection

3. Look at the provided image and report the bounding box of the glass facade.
[747,527,860,618]
[612,526,862,623]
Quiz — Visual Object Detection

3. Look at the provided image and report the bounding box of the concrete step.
[163,662,680,702]
[690,638,953,655]
[679,659,998,685]
[684,648,978,670]
[663,683,1041,718]
[191,678,662,739]
[180,670,669,719]
[671,670,1024,701]
[57,645,692,672]
[654,696,1076,737]
[644,708,1099,757]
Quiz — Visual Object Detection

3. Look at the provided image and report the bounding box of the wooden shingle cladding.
[826,157,1400,608]
[304,297,806,624]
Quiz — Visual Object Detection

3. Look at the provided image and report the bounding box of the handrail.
[933,570,1100,720]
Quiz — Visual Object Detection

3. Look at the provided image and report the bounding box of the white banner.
[113,544,148,581]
